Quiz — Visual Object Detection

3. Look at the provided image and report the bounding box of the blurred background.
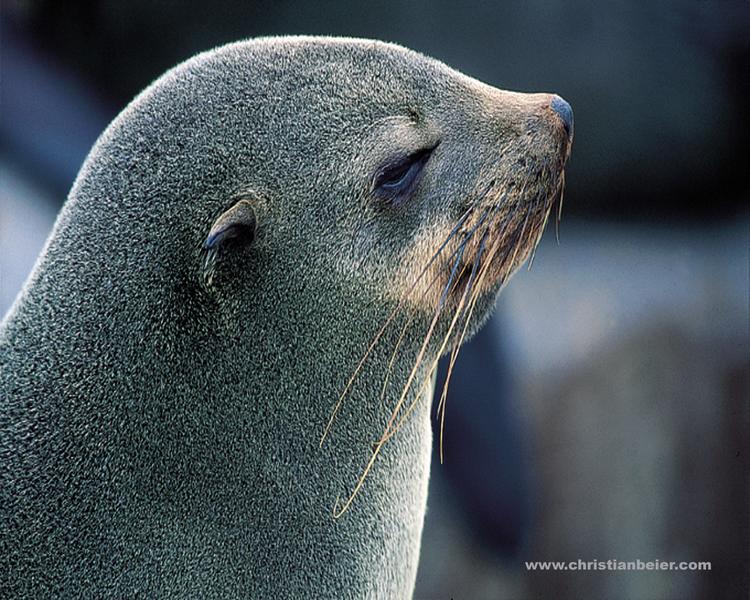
[1,1,748,598]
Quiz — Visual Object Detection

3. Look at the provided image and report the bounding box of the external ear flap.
[202,199,257,286]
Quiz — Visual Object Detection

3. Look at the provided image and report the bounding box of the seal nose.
[550,95,573,138]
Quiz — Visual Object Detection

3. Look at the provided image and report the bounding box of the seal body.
[0,37,571,598]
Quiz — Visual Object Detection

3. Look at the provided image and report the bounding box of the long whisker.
[433,231,489,421]
[383,229,490,442]
[375,229,476,438]
[429,191,516,424]
[437,207,532,462]
[332,215,495,517]
[330,157,567,515]
[330,185,510,515]
[526,190,549,270]
[388,202,503,434]
[378,309,414,410]
[376,208,499,418]
[437,236,501,458]
[555,170,565,244]
[333,296,445,518]
[376,221,476,416]
[320,195,504,447]
[320,206,477,446]
[438,236,500,461]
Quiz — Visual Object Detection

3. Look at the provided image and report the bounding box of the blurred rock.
[523,324,747,599]
[415,217,747,599]
[499,218,747,380]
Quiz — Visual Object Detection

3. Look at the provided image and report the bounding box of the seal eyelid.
[372,143,439,203]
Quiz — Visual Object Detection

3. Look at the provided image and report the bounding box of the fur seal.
[0,37,572,598]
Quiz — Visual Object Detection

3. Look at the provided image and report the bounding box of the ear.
[202,198,257,286]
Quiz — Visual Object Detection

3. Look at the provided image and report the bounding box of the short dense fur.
[0,37,570,598]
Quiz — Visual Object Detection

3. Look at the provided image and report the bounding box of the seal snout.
[550,95,574,139]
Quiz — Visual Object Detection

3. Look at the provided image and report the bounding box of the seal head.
[0,37,571,598]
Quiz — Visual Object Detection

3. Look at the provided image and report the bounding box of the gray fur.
[1,37,569,598]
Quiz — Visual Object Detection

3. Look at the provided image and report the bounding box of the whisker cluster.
[324,165,567,517]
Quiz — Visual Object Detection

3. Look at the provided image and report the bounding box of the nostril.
[550,95,573,138]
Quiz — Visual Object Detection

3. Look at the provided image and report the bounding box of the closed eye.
[372,144,438,204]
